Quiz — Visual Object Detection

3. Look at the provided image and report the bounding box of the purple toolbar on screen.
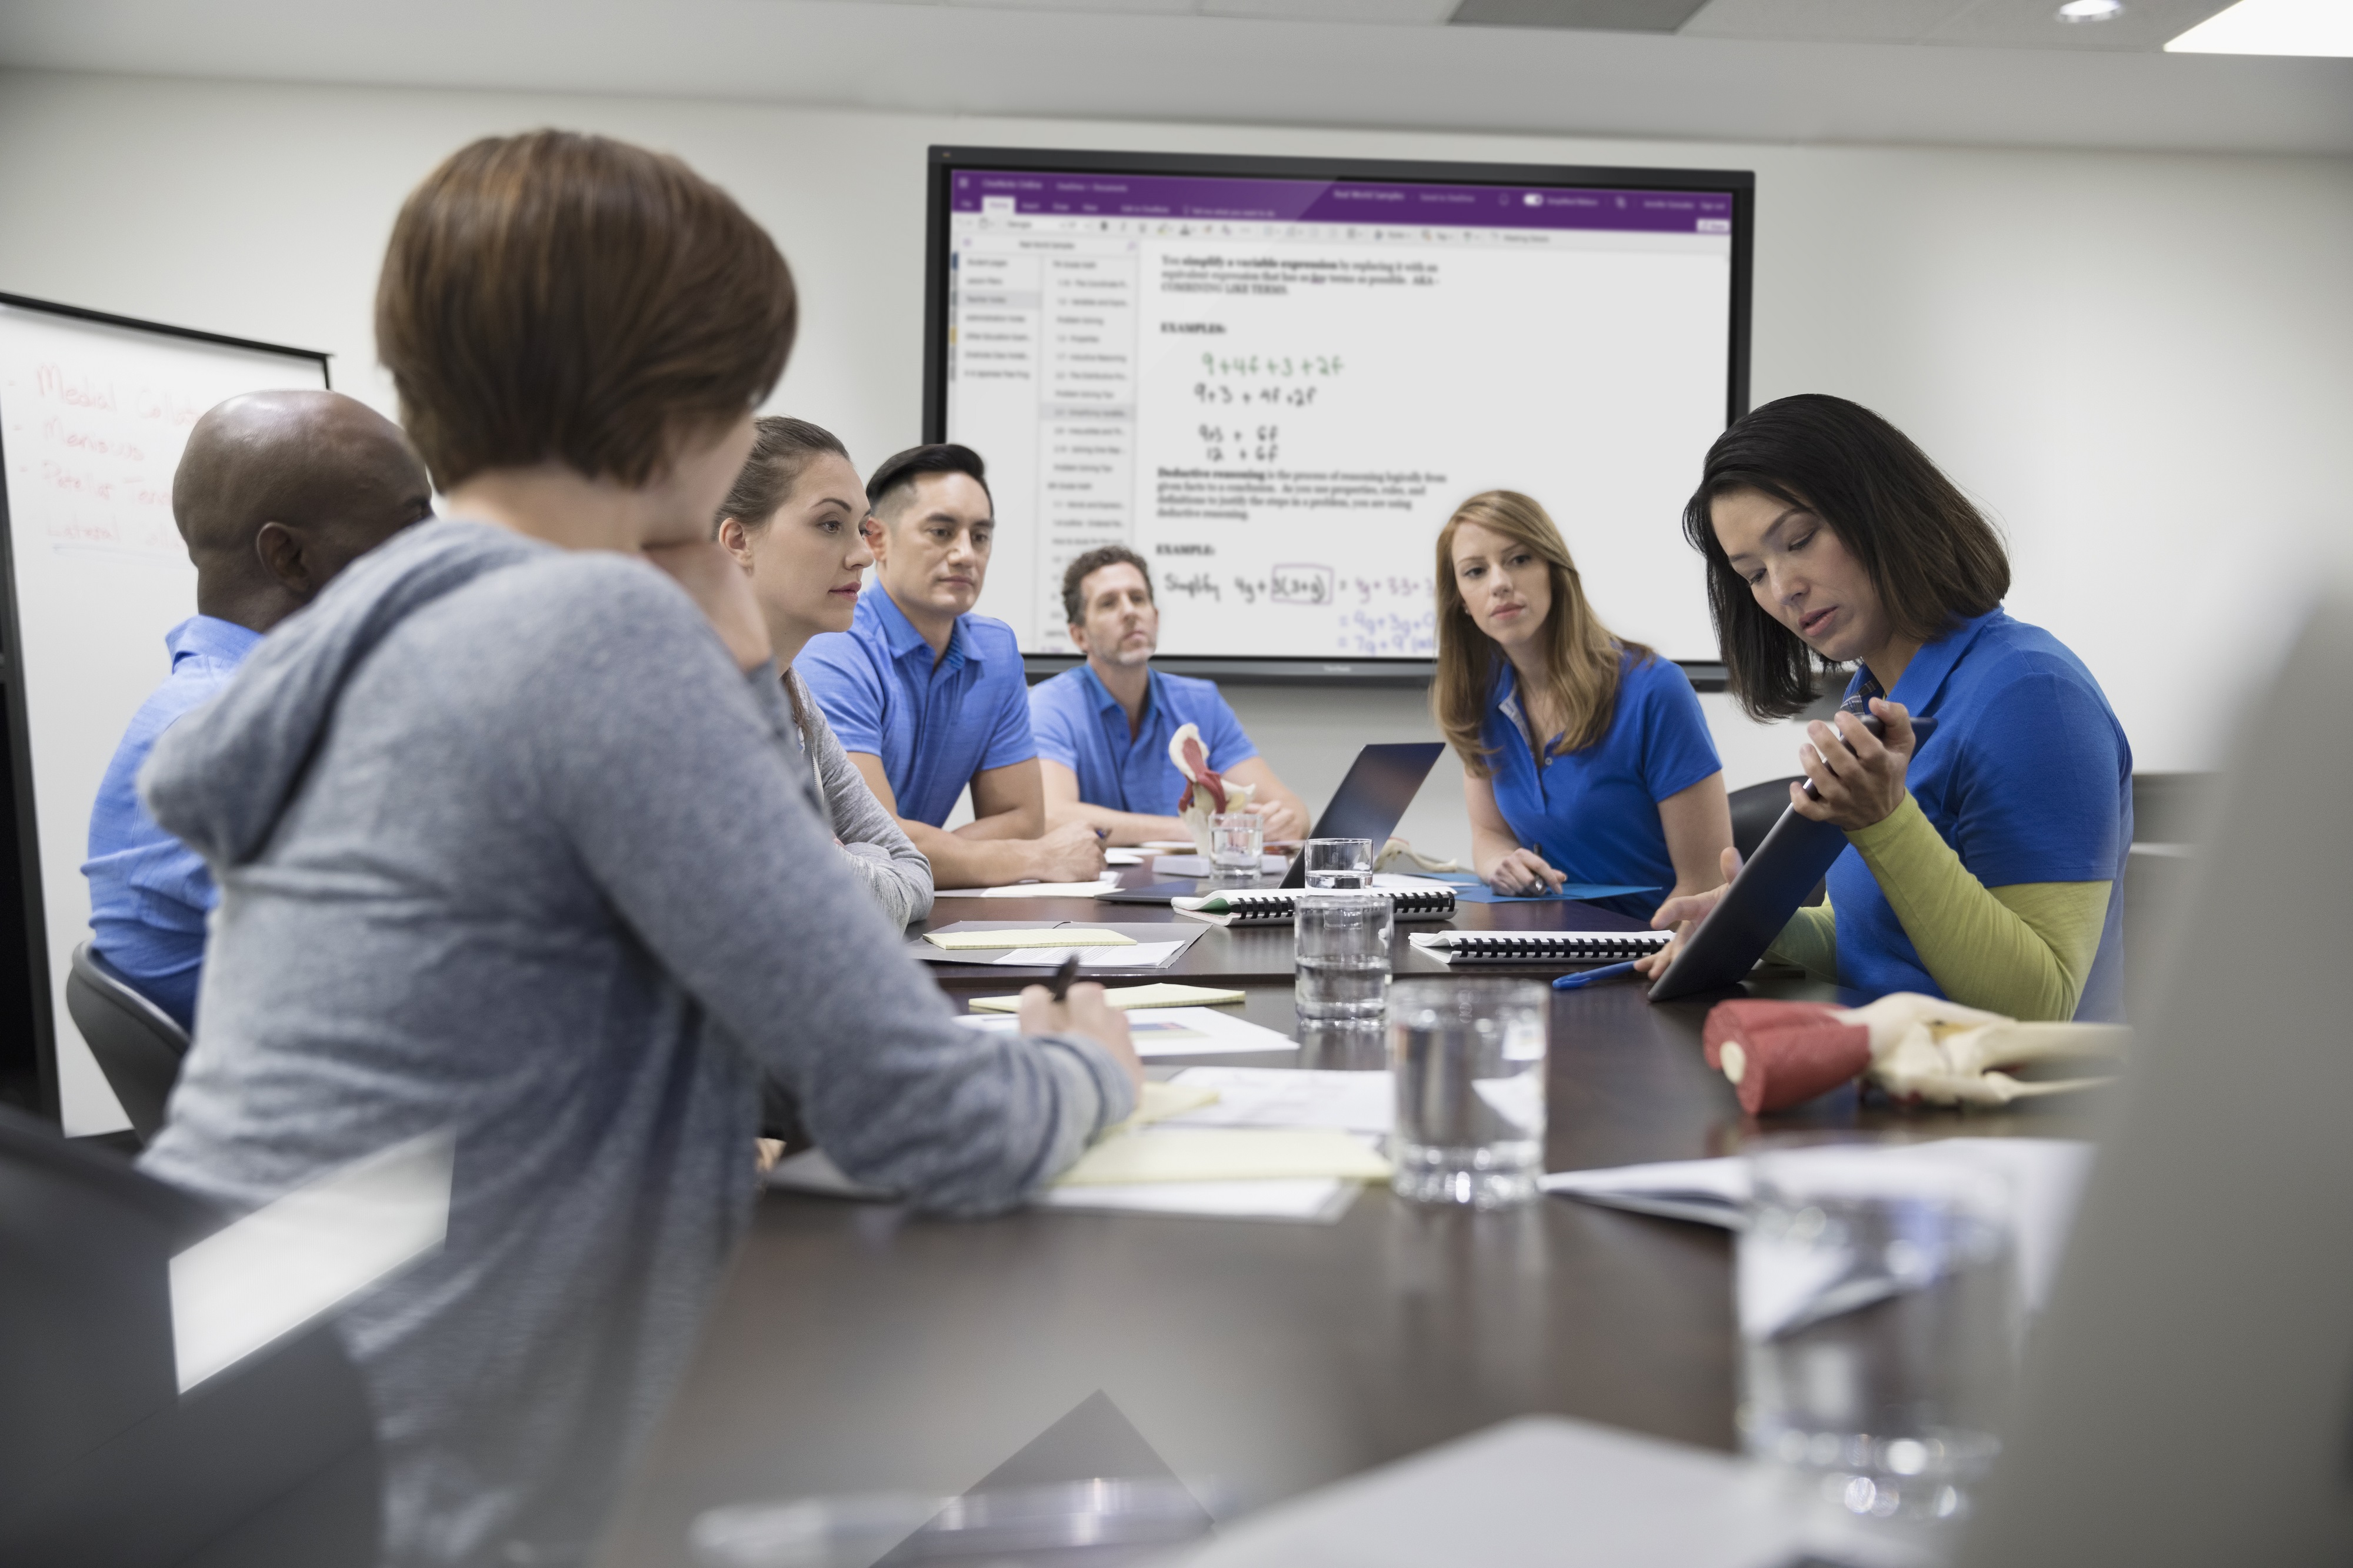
[950,169,1732,234]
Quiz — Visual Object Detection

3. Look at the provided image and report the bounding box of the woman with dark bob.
[138,132,1138,1567]
[1636,393,2132,1022]
[1434,489,1732,918]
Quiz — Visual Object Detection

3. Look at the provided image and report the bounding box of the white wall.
[2,68,2348,863]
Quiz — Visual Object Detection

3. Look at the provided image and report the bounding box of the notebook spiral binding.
[1216,889,1457,924]
[1436,930,1670,962]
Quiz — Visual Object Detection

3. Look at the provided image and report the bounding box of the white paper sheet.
[1151,853,1290,876]
[1162,1067,1395,1134]
[986,941,1186,970]
[954,1005,1297,1057]
[1038,1177,1361,1223]
[765,1149,1364,1223]
[932,877,1124,898]
[1543,1137,2094,1312]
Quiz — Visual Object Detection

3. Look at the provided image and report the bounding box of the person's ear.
[864,515,890,568]
[254,521,314,600]
[1068,620,1091,656]
[716,516,755,572]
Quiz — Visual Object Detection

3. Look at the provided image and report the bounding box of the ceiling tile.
[937,0,1198,11]
[1204,0,1459,19]
[1679,0,1969,44]
[1451,0,1712,32]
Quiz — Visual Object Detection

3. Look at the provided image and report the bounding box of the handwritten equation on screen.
[1159,567,1435,658]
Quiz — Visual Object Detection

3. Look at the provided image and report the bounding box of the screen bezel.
[921,145,1755,685]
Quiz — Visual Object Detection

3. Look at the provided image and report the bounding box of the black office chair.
[0,1105,381,1566]
[1728,776,1825,906]
[66,940,191,1145]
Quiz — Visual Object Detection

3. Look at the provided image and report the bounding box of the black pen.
[1047,953,1081,1002]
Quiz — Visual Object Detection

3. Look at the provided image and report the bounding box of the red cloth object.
[1701,999,1871,1115]
[1175,735,1228,815]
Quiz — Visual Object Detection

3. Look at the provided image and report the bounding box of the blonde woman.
[1435,490,1732,919]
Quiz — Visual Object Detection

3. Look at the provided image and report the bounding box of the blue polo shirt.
[1482,650,1721,920]
[81,614,261,1031]
[1029,665,1258,818]
[798,589,1036,827]
[1825,608,2132,1021]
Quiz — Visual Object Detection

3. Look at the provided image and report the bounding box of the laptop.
[1100,742,1446,904]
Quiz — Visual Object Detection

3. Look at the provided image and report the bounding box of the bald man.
[82,391,432,1029]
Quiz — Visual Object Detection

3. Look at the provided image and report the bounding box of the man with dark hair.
[801,444,1106,888]
[81,389,433,1028]
[1028,545,1308,846]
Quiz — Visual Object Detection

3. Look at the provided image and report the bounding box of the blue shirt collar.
[866,586,974,674]
[1849,606,2005,713]
[1079,662,1159,725]
[167,614,264,667]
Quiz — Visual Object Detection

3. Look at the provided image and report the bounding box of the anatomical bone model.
[1701,992,2129,1115]
[1169,722,1255,858]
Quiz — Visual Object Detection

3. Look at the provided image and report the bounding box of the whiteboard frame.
[0,291,332,1123]
[921,145,1755,682]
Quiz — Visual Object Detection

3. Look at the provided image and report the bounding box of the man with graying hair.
[82,390,433,1029]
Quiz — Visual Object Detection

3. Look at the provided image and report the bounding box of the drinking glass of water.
[1738,1139,2021,1531]
[1387,980,1548,1209]
[1208,812,1264,882]
[1293,890,1392,1034]
[1302,838,1375,890]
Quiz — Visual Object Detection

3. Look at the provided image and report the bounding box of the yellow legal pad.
[923,927,1136,951]
[1055,1128,1392,1186]
[965,983,1248,1013]
[1131,1080,1222,1126]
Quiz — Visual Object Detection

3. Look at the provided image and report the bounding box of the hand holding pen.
[1018,955,1144,1097]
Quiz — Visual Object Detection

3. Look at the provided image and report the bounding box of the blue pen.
[1554,960,1641,991]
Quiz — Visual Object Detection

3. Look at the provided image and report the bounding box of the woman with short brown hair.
[1433,489,1731,919]
[139,131,1136,1567]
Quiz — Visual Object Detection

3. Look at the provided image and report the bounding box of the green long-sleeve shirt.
[1767,795,2112,1022]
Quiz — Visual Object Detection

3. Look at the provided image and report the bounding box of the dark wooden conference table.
[593,868,2089,1566]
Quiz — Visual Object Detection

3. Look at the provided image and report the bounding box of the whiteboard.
[0,296,329,1134]
[931,157,1748,665]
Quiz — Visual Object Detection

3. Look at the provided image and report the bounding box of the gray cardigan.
[137,521,1128,1568]
[784,666,932,927]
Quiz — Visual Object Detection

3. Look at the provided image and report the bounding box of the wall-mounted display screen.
[924,148,1752,670]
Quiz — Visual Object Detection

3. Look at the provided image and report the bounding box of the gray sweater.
[136,520,1129,1568]
[784,666,932,928]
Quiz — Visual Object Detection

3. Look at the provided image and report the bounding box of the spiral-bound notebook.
[1174,887,1458,927]
[1409,929,1670,965]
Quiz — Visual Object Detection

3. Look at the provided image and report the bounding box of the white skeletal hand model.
[1168,722,1256,858]
[1838,992,2129,1106]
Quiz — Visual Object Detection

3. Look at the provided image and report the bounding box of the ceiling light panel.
[2168,0,2353,54]
[1679,0,2236,46]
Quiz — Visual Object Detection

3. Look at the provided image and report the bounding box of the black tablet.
[1645,715,1936,1003]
